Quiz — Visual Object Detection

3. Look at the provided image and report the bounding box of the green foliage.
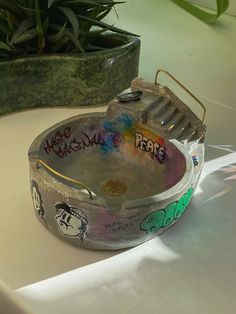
[0,0,135,58]
[173,0,229,23]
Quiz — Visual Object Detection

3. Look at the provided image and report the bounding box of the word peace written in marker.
[135,132,166,163]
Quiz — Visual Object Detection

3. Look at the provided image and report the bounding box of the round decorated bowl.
[28,70,206,250]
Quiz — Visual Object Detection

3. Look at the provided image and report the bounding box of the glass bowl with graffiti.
[29,71,206,250]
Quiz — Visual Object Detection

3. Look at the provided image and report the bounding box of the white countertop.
[0,0,236,313]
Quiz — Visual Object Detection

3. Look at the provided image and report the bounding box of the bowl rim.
[29,112,194,210]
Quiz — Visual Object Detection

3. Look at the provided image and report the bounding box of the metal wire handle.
[36,159,94,200]
[154,69,207,124]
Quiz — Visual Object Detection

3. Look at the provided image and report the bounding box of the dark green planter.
[0,34,140,115]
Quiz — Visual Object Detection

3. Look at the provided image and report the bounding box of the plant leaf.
[0,39,10,50]
[28,0,34,9]
[77,14,139,36]
[0,50,10,58]
[0,0,24,18]
[34,0,43,33]
[61,0,123,9]
[49,36,69,52]
[96,8,112,21]
[34,0,45,52]
[10,18,34,45]
[43,17,49,33]
[17,4,35,17]
[48,0,57,8]
[47,20,67,43]
[7,12,15,32]
[57,6,79,39]
[10,28,37,45]
[64,28,84,53]
[172,0,229,23]
[0,19,12,36]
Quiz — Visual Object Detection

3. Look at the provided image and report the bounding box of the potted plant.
[0,0,140,115]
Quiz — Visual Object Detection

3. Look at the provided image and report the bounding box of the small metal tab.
[117,90,143,102]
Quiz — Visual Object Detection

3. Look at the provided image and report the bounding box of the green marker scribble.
[140,187,194,234]
[186,187,194,206]
[140,210,165,234]
[162,202,177,228]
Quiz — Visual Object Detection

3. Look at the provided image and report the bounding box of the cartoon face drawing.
[31,180,46,221]
[55,202,88,240]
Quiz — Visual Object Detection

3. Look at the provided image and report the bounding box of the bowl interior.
[39,114,186,205]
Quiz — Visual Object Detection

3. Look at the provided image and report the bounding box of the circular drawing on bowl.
[31,180,46,222]
[55,202,88,241]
